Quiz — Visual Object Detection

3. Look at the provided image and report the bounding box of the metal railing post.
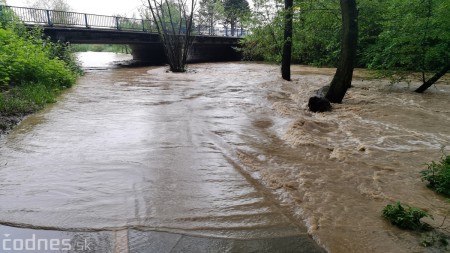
[46,9,53,26]
[115,16,120,30]
[84,14,89,28]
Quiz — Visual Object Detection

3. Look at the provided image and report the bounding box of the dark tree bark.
[281,0,293,81]
[415,62,450,93]
[325,0,358,103]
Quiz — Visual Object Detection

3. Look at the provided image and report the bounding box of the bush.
[421,155,450,196]
[382,202,432,230]
[0,7,81,129]
[0,28,77,89]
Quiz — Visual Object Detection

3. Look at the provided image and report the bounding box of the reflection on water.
[0,53,449,252]
[75,52,132,69]
[0,54,303,240]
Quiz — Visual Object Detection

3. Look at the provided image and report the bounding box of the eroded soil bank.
[0,57,449,252]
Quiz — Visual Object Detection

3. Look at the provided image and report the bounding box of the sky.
[6,0,146,16]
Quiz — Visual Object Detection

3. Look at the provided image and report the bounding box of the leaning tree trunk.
[325,0,358,103]
[415,62,450,93]
[281,0,293,81]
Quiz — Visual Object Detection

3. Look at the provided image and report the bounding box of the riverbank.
[0,114,22,135]
[0,82,69,135]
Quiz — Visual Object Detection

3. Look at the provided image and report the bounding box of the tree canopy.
[241,0,450,89]
[197,0,224,35]
[223,0,250,36]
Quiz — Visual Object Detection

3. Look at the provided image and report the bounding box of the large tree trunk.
[325,0,358,103]
[415,62,450,93]
[281,0,293,81]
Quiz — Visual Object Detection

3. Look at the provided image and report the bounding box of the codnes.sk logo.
[1,233,93,251]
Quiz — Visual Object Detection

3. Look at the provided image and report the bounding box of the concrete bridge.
[1,5,243,63]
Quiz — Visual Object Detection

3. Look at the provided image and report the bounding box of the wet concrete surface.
[0,225,325,252]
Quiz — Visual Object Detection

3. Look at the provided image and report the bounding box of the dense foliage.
[0,28,77,89]
[0,6,80,122]
[241,0,450,75]
[421,155,450,196]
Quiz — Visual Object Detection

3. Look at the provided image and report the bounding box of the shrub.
[421,155,450,196]
[0,9,80,125]
[0,28,78,88]
[382,202,432,230]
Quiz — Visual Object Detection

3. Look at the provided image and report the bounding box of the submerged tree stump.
[308,96,332,112]
[308,85,332,112]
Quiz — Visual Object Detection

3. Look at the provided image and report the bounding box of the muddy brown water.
[1,52,449,252]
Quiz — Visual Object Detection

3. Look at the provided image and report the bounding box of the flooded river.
[0,52,449,252]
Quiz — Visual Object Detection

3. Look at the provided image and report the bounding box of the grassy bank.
[0,9,81,134]
[0,82,65,132]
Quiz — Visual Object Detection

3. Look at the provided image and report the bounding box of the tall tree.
[281,0,293,80]
[365,0,449,92]
[147,0,196,72]
[325,0,358,103]
[223,0,250,36]
[197,0,224,35]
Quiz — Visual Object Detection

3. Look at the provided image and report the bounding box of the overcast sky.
[6,0,146,16]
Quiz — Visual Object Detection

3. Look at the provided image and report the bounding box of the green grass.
[0,82,61,116]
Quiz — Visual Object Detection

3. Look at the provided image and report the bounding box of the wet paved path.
[0,61,324,252]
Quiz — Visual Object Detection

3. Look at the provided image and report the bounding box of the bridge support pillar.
[129,44,167,64]
[187,43,242,63]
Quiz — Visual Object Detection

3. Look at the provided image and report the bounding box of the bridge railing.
[1,5,155,32]
[1,5,246,37]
